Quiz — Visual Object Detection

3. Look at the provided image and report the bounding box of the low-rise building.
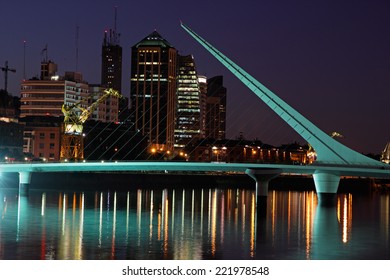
[19,116,62,161]
[185,139,311,164]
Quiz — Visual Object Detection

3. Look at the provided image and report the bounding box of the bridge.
[1,23,389,204]
[0,160,389,197]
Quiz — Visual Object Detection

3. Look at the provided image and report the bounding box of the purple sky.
[1,0,389,154]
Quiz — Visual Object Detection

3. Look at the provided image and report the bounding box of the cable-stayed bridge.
[1,23,389,204]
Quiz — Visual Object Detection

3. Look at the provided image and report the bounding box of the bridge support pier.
[245,169,281,210]
[18,172,31,196]
[313,172,340,206]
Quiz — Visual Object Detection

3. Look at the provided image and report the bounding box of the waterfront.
[0,176,389,260]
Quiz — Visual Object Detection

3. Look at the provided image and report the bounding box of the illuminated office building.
[174,54,202,148]
[198,75,207,138]
[130,31,177,153]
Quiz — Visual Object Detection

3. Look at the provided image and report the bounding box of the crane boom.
[79,88,122,123]
[60,88,122,161]
[62,88,122,134]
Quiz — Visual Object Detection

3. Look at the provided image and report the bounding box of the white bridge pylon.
[181,22,383,167]
[181,22,387,204]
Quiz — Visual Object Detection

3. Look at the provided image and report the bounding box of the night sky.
[1,0,389,154]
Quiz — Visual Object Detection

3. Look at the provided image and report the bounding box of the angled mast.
[181,22,383,166]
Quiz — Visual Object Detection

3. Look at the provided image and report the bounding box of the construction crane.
[60,88,122,161]
[1,61,16,93]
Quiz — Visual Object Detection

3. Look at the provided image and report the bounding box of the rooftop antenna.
[114,6,117,34]
[75,25,79,72]
[41,44,48,62]
[113,5,120,44]
[23,40,27,80]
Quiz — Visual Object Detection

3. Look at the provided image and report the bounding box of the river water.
[0,179,389,260]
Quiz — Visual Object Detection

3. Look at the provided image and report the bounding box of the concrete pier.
[245,168,282,203]
[313,172,340,206]
[18,172,31,196]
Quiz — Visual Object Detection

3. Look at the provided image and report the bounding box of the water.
[0,182,389,260]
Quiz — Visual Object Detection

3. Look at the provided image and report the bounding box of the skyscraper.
[175,54,202,149]
[101,29,122,92]
[130,31,177,153]
[101,14,128,123]
[206,75,226,140]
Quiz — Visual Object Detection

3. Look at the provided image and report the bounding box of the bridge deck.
[1,161,389,179]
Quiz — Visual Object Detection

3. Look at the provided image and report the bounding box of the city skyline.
[1,0,389,154]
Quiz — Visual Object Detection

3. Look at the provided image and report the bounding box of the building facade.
[205,76,226,140]
[101,29,122,92]
[20,62,90,118]
[130,31,177,153]
[20,116,62,161]
[198,75,207,139]
[89,85,119,123]
[174,54,202,149]
[20,79,66,117]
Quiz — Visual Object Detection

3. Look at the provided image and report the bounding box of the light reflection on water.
[0,186,389,260]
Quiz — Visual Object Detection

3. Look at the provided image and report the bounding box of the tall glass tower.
[130,31,177,153]
[174,54,202,149]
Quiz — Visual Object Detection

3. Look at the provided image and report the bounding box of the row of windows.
[177,88,200,93]
[22,93,64,98]
[177,79,198,84]
[130,78,168,82]
[178,101,200,105]
[177,122,198,127]
[175,129,200,134]
[21,109,60,114]
[178,116,198,121]
[178,67,195,71]
[29,132,57,139]
[138,62,161,65]
[22,85,64,90]
[177,95,200,100]
[65,86,89,93]
[37,132,56,139]
[178,108,201,112]
[22,101,63,106]
[65,94,85,100]
[38,143,56,149]
[138,50,159,53]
